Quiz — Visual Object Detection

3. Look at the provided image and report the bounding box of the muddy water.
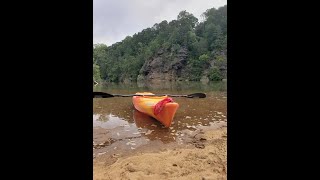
[93,81,227,158]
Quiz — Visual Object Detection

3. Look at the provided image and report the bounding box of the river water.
[93,81,227,157]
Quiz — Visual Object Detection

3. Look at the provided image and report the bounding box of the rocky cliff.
[137,47,189,82]
[137,47,227,82]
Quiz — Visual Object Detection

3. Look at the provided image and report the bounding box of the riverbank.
[93,126,227,180]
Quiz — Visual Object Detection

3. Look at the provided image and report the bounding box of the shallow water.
[93,81,227,155]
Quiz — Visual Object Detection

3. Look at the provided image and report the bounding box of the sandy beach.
[93,126,227,180]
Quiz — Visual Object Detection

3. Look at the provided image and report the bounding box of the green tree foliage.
[199,54,210,63]
[208,67,223,81]
[93,5,227,82]
[93,63,101,82]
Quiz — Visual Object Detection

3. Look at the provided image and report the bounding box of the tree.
[208,67,223,81]
[93,63,101,81]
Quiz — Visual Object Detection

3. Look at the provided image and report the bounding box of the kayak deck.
[132,92,179,127]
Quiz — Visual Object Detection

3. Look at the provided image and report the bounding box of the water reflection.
[133,110,175,143]
[93,113,131,129]
[93,97,135,124]
[137,81,227,93]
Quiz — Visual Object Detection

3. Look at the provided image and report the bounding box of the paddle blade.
[187,93,206,98]
[93,92,114,98]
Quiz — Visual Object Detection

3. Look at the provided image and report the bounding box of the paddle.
[93,92,206,98]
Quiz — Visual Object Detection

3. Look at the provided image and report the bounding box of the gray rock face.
[139,48,188,82]
[137,47,227,82]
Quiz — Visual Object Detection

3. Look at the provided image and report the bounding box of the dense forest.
[93,5,227,83]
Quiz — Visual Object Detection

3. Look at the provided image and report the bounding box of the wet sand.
[93,126,226,180]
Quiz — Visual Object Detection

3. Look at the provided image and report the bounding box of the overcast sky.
[93,0,227,46]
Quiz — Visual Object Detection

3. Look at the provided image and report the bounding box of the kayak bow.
[132,92,179,127]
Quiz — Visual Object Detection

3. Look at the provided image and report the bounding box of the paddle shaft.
[93,92,206,98]
[112,94,190,97]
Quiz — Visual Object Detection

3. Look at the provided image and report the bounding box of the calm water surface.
[93,81,227,156]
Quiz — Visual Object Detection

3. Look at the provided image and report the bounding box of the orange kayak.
[132,92,179,127]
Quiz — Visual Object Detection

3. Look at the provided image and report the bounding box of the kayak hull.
[132,92,179,127]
